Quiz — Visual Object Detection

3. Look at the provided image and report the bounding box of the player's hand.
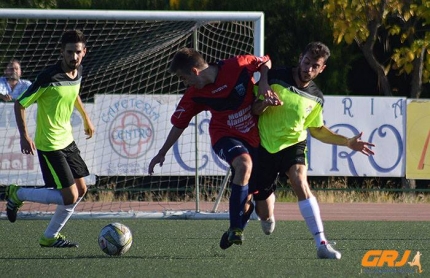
[20,136,36,155]
[264,93,283,106]
[84,120,95,139]
[347,132,375,156]
[148,152,166,175]
[258,83,283,106]
[0,94,12,102]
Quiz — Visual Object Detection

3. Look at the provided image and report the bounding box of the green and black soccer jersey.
[256,67,324,154]
[17,62,82,152]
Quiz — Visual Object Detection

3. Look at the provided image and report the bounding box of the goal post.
[0,9,264,219]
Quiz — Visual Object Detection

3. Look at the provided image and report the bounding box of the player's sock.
[299,196,327,247]
[44,197,83,238]
[17,187,64,205]
[229,183,248,230]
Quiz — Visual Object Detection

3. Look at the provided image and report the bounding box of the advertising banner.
[307,96,405,177]
[406,99,430,179]
[0,102,96,185]
[94,95,228,176]
[0,95,407,183]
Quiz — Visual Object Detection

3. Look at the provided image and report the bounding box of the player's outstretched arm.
[309,126,375,156]
[148,126,185,175]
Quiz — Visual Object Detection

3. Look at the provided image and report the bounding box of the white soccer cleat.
[260,216,275,235]
[317,241,341,259]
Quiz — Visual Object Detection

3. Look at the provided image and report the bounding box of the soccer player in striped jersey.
[6,30,94,248]
[252,42,375,259]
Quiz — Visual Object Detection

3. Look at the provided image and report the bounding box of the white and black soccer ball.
[98,222,133,256]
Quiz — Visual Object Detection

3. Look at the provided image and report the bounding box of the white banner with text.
[0,95,408,185]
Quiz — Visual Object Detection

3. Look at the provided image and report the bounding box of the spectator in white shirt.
[0,59,32,101]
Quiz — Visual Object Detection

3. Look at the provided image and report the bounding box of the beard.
[63,60,79,71]
[67,62,79,70]
[298,71,312,83]
[6,73,19,80]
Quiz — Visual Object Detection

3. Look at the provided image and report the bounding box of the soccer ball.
[98,222,133,256]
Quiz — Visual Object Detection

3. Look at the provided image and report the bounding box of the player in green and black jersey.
[6,30,94,248]
[252,42,375,259]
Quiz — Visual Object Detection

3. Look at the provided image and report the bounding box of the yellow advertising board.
[406,100,430,179]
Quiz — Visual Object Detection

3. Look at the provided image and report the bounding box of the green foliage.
[179,0,356,94]
[56,0,171,9]
[57,0,90,9]
[0,0,56,8]
[170,0,211,10]
[0,0,371,95]
[319,0,430,97]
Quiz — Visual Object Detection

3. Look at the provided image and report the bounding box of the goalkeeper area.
[0,9,265,219]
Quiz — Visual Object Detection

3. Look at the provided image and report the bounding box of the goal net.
[0,9,264,219]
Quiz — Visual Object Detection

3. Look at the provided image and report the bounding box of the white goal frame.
[0,9,264,56]
[0,9,264,219]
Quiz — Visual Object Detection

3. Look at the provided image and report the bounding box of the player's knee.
[75,178,88,197]
[62,194,78,205]
[78,185,87,197]
[61,185,80,205]
[232,156,252,178]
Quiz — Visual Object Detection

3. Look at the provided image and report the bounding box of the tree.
[318,0,430,98]
[0,0,56,8]
[201,0,357,95]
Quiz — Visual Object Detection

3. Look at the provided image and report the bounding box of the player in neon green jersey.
[6,30,95,248]
[252,42,375,259]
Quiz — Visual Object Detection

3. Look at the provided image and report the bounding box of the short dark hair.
[302,42,330,64]
[169,48,206,74]
[61,30,86,48]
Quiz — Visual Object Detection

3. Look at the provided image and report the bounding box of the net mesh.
[1,19,254,99]
[0,13,258,218]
